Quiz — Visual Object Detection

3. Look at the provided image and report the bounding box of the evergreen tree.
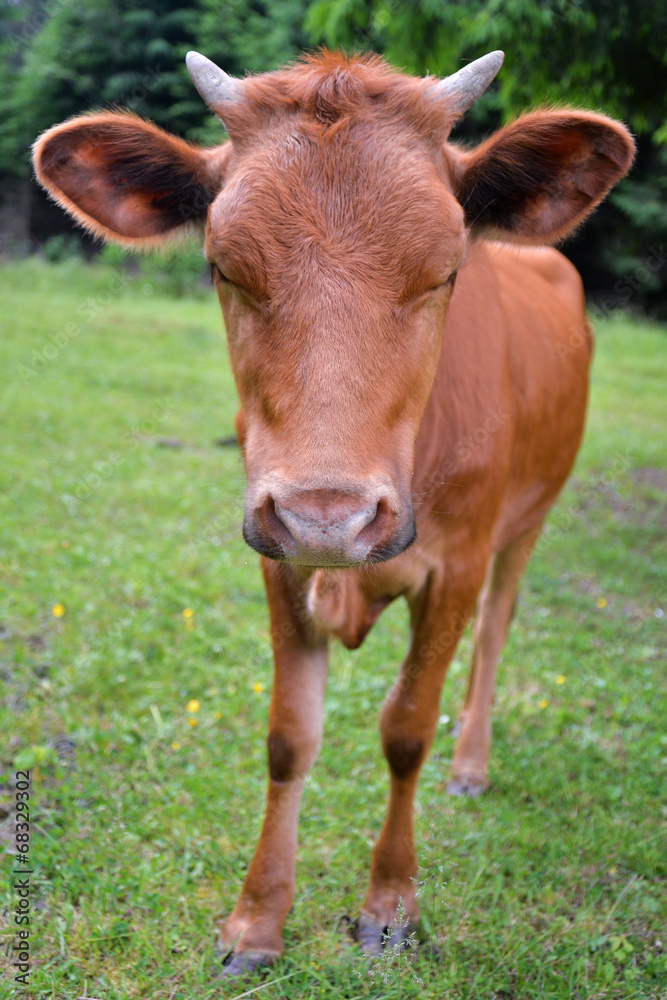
[1,0,202,180]
[304,0,667,315]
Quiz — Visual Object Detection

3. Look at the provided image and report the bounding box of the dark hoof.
[385,919,415,951]
[218,949,277,978]
[446,776,488,797]
[352,914,414,956]
[353,914,383,956]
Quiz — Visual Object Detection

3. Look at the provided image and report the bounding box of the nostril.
[353,497,392,549]
[260,495,298,553]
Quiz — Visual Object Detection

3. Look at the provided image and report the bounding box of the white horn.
[432,50,504,114]
[185,50,242,109]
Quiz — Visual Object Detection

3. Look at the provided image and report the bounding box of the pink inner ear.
[46,141,153,237]
[33,113,220,243]
[452,111,635,245]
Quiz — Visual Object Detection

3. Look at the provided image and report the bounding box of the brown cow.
[33,50,634,975]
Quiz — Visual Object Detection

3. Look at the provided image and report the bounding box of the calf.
[33,49,634,974]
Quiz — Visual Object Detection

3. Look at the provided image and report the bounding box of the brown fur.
[32,50,634,966]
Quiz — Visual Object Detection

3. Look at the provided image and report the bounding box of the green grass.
[1,257,665,1000]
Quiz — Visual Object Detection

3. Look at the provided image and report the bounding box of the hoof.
[218,949,277,978]
[385,919,415,951]
[353,914,383,956]
[446,776,488,797]
[352,914,414,956]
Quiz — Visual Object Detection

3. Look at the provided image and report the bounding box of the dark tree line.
[1,0,666,314]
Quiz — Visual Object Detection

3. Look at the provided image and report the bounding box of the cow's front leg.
[219,560,327,976]
[358,567,483,954]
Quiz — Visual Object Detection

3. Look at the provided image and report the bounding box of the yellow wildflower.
[252,682,264,694]
[596,597,608,609]
[186,699,200,713]
[556,675,566,685]
[538,698,549,709]
[182,608,194,618]
[213,711,222,720]
[172,741,180,750]
[52,603,65,618]
[187,717,199,727]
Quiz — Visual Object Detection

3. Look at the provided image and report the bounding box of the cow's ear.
[33,112,229,247]
[449,110,634,244]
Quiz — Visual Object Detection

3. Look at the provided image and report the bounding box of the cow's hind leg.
[357,559,486,954]
[447,520,543,797]
[218,561,327,977]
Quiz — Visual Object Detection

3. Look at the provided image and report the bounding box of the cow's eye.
[420,272,457,299]
[417,272,458,299]
[209,262,268,313]
[210,263,232,285]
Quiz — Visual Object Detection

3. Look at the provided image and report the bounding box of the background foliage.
[1,0,666,312]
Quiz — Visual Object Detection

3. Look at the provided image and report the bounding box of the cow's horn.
[432,50,504,114]
[186,51,242,109]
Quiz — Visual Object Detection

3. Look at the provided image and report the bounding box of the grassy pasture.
[0,257,665,999]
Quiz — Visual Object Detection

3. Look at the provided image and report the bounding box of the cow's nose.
[257,489,398,566]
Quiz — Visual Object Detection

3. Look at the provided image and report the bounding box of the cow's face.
[205,126,465,565]
[33,52,634,567]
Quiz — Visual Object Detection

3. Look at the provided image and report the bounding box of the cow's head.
[33,52,633,567]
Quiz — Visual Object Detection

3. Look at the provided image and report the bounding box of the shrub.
[99,243,209,299]
[42,233,85,264]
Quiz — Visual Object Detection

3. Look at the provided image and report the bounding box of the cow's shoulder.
[482,241,585,313]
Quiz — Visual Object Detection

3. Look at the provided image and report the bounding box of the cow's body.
[302,241,590,649]
[223,239,591,964]
[33,50,632,974]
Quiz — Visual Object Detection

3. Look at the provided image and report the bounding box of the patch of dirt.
[25,632,47,651]
[0,623,49,652]
[570,466,667,528]
[632,467,667,492]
